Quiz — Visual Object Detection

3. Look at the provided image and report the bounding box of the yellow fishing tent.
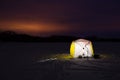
[70,39,94,58]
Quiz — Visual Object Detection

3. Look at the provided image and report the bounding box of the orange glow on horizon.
[0,21,69,36]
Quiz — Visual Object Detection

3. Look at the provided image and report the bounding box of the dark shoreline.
[0,31,120,42]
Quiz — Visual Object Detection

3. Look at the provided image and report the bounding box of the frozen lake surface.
[0,42,120,80]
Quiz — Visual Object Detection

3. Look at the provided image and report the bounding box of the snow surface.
[0,42,120,80]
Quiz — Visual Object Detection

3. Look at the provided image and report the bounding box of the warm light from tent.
[70,41,75,58]
[89,42,94,56]
[70,39,94,58]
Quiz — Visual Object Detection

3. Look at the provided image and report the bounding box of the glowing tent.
[70,39,94,58]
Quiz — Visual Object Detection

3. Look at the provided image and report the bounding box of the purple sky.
[0,0,120,38]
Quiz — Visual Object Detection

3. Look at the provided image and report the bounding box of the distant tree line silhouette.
[0,31,120,42]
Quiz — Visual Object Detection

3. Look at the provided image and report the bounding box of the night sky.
[0,0,120,38]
